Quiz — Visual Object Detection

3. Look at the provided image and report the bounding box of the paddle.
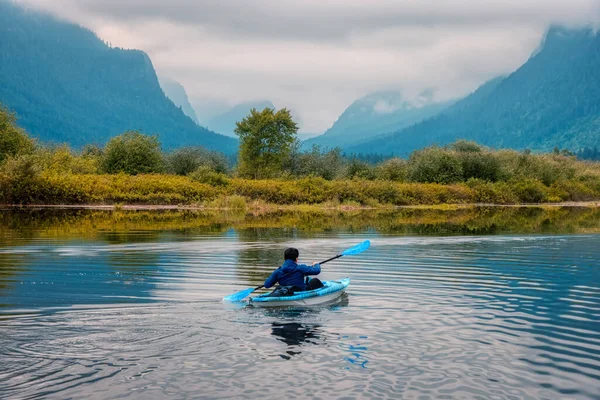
[222,240,371,302]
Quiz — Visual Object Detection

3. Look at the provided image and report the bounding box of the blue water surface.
[0,212,599,399]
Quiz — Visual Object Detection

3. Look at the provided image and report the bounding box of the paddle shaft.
[318,254,343,265]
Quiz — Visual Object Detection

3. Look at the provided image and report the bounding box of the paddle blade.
[223,287,256,302]
[341,240,371,256]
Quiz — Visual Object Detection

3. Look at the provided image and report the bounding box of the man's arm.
[264,268,281,288]
[297,263,321,276]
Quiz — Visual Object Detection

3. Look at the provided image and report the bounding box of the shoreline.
[1,201,599,212]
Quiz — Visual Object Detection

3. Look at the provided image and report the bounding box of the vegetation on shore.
[1,104,600,207]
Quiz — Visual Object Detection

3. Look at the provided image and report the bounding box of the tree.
[407,146,463,184]
[0,104,35,163]
[234,107,298,179]
[100,131,164,175]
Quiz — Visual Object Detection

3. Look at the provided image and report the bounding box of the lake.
[1,207,599,399]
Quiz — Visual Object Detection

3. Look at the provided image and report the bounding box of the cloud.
[12,0,600,132]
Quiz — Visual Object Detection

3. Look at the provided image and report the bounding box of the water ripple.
[1,234,599,399]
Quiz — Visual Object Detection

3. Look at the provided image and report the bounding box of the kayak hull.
[249,278,350,307]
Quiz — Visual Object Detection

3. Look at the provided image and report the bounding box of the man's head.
[284,247,299,261]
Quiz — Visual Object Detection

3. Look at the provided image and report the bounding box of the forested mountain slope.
[0,1,236,152]
[353,27,600,155]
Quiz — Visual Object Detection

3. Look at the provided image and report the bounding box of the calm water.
[1,208,600,399]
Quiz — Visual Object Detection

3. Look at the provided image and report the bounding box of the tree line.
[2,103,600,185]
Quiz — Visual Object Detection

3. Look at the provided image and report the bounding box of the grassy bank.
[2,173,600,207]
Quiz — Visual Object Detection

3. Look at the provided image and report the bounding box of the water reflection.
[341,337,369,369]
[3,207,600,251]
[271,322,322,359]
[1,211,600,398]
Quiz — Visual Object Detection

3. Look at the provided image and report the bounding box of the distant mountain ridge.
[304,90,452,150]
[159,77,200,124]
[351,26,600,155]
[206,100,275,137]
[0,1,236,152]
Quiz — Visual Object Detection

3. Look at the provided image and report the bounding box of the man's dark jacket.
[264,259,321,290]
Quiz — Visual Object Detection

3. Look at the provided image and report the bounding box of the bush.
[82,144,103,158]
[0,155,42,203]
[0,105,35,163]
[458,151,501,182]
[495,150,577,185]
[345,159,376,180]
[101,131,164,175]
[510,178,548,203]
[465,178,518,204]
[286,145,345,180]
[35,145,99,174]
[550,180,598,201]
[166,147,229,176]
[376,158,407,181]
[449,140,483,153]
[407,147,463,184]
[189,166,230,186]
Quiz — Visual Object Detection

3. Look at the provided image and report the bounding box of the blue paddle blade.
[341,240,371,256]
[223,287,256,302]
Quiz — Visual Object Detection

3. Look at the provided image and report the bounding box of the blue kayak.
[249,278,350,307]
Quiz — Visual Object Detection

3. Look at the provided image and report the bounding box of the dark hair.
[284,247,299,261]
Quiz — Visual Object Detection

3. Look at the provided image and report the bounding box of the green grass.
[2,172,600,206]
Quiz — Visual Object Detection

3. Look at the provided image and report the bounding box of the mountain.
[297,132,320,141]
[353,26,600,155]
[0,1,236,152]
[158,77,200,124]
[206,100,275,137]
[304,90,452,150]
[190,97,231,126]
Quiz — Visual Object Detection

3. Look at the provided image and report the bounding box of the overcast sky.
[14,0,600,132]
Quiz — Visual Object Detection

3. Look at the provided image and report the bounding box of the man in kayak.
[264,248,324,293]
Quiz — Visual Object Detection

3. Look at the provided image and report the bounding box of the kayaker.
[264,248,324,292]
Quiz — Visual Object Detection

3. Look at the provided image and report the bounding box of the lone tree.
[234,107,298,179]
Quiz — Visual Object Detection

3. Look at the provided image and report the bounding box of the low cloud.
[13,0,600,132]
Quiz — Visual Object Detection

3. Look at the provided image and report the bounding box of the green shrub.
[376,158,407,181]
[465,178,518,204]
[290,146,345,180]
[495,150,577,185]
[0,105,35,163]
[449,140,483,153]
[166,147,229,176]
[189,166,231,187]
[407,147,463,184]
[345,159,376,180]
[101,131,164,175]
[550,180,598,201]
[458,151,501,182]
[82,144,103,158]
[0,155,42,204]
[510,178,549,203]
[35,145,99,174]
